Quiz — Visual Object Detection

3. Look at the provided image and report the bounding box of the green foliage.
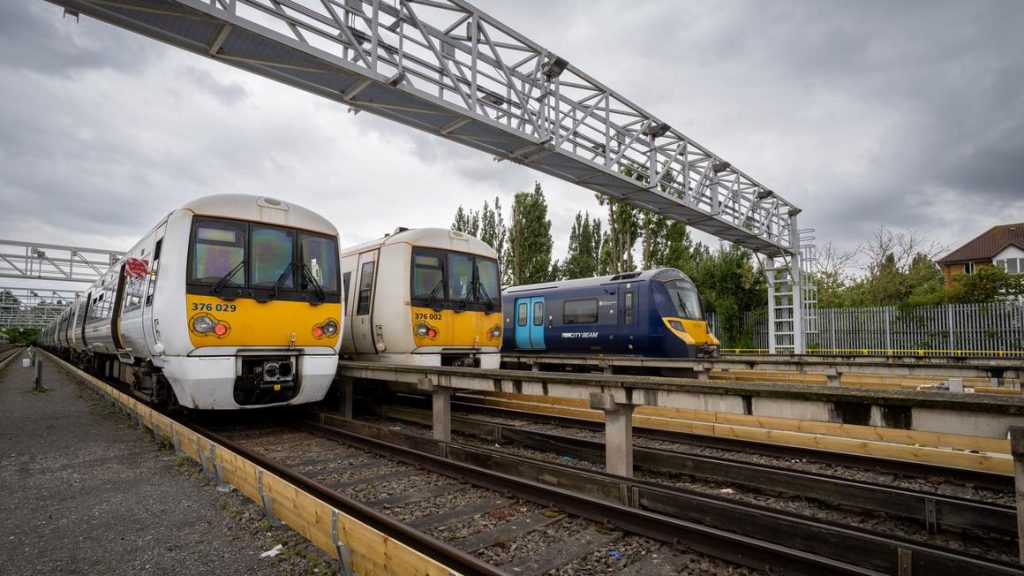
[560,211,602,279]
[452,197,508,279]
[684,243,766,347]
[505,182,554,284]
[597,195,640,275]
[1,327,40,345]
[451,206,480,237]
[478,197,507,261]
[945,266,1024,303]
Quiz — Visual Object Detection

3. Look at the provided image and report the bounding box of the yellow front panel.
[663,317,719,346]
[186,295,341,348]
[410,307,501,348]
[680,319,711,345]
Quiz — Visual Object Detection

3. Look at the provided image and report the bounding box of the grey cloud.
[3,0,1024,269]
[0,3,158,76]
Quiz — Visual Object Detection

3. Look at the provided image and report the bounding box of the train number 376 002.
[191,303,237,312]
[415,312,442,321]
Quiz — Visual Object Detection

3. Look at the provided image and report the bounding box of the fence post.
[947,304,955,353]
[884,307,892,354]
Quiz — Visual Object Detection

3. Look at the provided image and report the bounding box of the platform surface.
[0,352,299,575]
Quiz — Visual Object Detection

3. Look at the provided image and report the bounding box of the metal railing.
[712,301,1024,357]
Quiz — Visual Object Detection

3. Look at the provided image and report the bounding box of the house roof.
[938,223,1024,264]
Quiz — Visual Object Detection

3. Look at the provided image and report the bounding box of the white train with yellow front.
[39,195,343,409]
[340,228,501,369]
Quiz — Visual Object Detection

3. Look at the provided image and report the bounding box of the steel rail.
[293,416,879,576]
[377,403,1015,535]
[189,423,507,576]
[439,396,1015,492]
[301,414,1023,576]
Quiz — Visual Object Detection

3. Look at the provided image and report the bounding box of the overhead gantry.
[43,0,815,351]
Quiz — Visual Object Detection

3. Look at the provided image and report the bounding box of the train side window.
[564,299,598,324]
[357,261,375,315]
[624,291,633,324]
[343,272,351,304]
[532,302,543,326]
[517,303,528,327]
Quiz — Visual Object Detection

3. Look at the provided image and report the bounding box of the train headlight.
[192,315,215,333]
[313,318,339,339]
[487,325,501,340]
[322,319,338,337]
[415,323,438,339]
[668,320,684,332]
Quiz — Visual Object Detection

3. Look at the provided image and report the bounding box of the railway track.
[46,350,1024,575]
[205,417,853,575]
[370,402,1015,537]
[250,410,1021,575]
[434,393,1013,492]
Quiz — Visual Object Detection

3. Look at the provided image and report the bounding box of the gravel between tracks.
[225,422,763,574]
[358,410,1018,564]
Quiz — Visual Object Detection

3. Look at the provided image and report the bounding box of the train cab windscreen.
[411,248,499,311]
[662,279,703,320]
[188,217,339,300]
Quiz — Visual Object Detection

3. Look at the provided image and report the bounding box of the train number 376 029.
[191,302,237,312]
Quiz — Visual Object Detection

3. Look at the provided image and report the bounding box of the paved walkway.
[0,351,325,575]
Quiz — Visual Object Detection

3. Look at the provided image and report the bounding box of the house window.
[1008,259,1020,274]
[964,262,975,275]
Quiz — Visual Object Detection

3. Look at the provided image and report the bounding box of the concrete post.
[824,368,841,387]
[431,387,453,442]
[1008,426,1024,564]
[338,377,354,419]
[33,359,42,391]
[589,392,636,478]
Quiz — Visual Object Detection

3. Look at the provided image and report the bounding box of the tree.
[560,211,602,280]
[478,197,507,263]
[451,205,480,237]
[945,266,1024,304]
[688,243,766,347]
[505,182,554,285]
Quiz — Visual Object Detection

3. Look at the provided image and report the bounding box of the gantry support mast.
[43,0,813,351]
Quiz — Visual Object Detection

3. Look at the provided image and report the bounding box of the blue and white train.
[500,268,719,358]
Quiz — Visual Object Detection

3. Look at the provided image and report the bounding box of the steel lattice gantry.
[0,287,83,329]
[0,240,124,329]
[0,239,124,284]
[41,0,813,351]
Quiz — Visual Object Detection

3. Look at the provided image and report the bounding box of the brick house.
[937,223,1024,285]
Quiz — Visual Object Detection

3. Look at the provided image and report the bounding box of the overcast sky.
[2,0,1023,295]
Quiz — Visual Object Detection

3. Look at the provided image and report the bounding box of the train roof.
[341,227,497,258]
[181,194,338,236]
[504,268,693,294]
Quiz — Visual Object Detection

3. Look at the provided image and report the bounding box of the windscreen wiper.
[302,263,326,304]
[475,280,495,311]
[426,279,444,312]
[212,260,244,296]
[256,262,293,302]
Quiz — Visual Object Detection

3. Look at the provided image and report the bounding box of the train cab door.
[141,227,165,357]
[513,296,546,350]
[352,251,378,354]
[619,283,636,353]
